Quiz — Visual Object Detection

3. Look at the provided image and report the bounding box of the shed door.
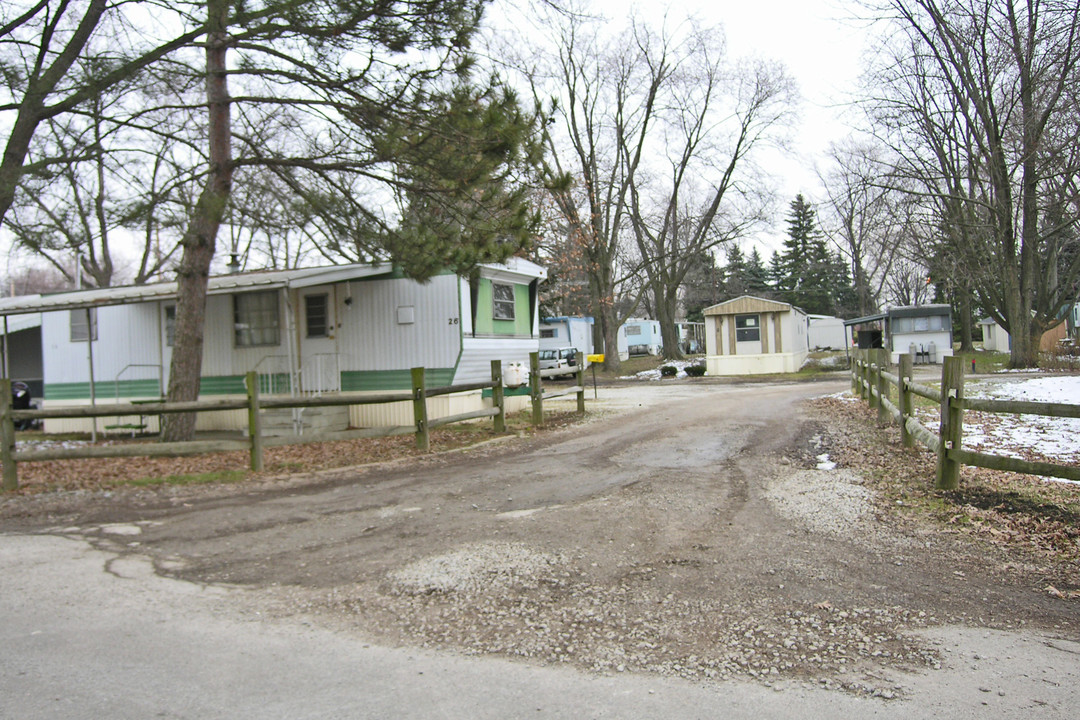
[297,285,339,392]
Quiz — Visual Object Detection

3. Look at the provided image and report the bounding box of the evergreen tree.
[777,194,840,315]
[722,244,749,298]
[681,249,722,322]
[768,250,785,290]
[746,247,771,293]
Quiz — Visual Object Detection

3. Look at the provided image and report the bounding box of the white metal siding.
[336,275,461,371]
[42,304,163,386]
[457,336,540,384]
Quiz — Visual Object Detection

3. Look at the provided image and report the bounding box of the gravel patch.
[765,469,875,538]
[389,542,566,595]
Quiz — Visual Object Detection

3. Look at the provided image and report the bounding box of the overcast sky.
[533,0,877,255]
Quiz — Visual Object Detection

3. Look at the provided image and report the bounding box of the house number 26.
[448,317,459,325]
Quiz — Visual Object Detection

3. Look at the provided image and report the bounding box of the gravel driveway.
[2,379,1078,718]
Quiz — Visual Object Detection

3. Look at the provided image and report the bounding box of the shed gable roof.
[703,296,794,316]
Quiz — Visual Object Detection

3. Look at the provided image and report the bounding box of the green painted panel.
[475,279,531,337]
[341,368,454,392]
[482,385,531,398]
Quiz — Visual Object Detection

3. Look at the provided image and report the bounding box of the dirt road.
[2,379,1078,718]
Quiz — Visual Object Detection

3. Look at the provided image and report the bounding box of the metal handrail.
[113,364,162,401]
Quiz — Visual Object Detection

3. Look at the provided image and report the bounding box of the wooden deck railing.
[0,354,588,491]
[850,349,1080,489]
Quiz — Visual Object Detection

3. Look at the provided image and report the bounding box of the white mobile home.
[703,296,809,375]
[0,259,546,434]
[539,316,594,365]
[617,318,663,359]
[888,304,953,364]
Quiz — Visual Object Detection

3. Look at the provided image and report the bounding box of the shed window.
[305,294,329,338]
[234,291,280,346]
[735,314,760,342]
[69,308,98,342]
[492,282,516,320]
[625,324,642,336]
[540,328,555,339]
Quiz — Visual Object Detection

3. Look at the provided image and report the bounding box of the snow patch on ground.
[619,359,702,380]
[816,454,837,470]
[962,376,1080,468]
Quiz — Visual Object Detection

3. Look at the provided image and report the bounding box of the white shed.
[807,314,847,350]
[703,296,809,375]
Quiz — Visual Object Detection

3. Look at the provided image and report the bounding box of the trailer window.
[234,291,281,346]
[492,282,516,320]
[164,305,175,346]
[69,308,98,342]
[305,294,329,338]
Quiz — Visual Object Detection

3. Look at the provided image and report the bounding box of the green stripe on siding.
[45,378,162,401]
[45,375,248,401]
[482,385,531,398]
[340,368,454,392]
[46,368,463,400]
[199,376,248,395]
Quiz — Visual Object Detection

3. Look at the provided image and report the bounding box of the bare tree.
[515,7,793,365]
[624,24,795,359]
[866,0,1080,366]
[818,140,907,316]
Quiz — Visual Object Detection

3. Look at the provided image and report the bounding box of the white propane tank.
[504,362,526,387]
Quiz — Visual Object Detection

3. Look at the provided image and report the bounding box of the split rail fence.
[0,354,587,491]
[851,349,1080,489]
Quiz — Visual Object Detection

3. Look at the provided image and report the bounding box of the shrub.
[684,364,706,377]
[660,365,678,377]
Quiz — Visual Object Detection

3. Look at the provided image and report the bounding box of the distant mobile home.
[617,318,663,360]
[703,296,809,375]
[0,259,547,434]
[845,304,955,364]
[539,316,594,365]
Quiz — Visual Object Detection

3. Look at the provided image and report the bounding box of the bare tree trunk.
[656,286,684,361]
[957,285,974,353]
[162,0,232,442]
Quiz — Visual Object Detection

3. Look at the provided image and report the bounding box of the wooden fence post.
[490,360,505,433]
[576,363,586,414]
[529,351,543,426]
[245,371,264,472]
[876,348,889,425]
[411,367,429,451]
[859,350,869,402]
[0,378,17,491]
[851,349,860,396]
[867,351,879,412]
[936,356,965,490]
[899,353,914,448]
